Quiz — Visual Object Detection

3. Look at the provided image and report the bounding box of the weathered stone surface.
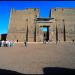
[7,8,75,42]
[7,8,40,42]
[51,8,75,41]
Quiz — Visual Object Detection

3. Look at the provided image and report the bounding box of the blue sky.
[1,1,75,34]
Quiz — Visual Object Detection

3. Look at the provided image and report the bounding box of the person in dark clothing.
[43,33,46,44]
[72,40,74,42]
[24,41,27,47]
[17,40,18,42]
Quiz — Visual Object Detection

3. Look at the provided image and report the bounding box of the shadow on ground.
[43,67,75,74]
[0,69,25,75]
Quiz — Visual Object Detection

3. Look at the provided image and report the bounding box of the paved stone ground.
[0,42,75,74]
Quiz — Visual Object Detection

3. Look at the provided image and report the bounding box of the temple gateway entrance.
[40,26,49,42]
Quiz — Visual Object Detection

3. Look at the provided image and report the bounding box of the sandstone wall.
[51,8,75,41]
[7,8,39,42]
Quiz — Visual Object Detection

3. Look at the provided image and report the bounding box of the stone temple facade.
[51,8,75,41]
[7,8,40,42]
[7,8,54,42]
[1,8,75,42]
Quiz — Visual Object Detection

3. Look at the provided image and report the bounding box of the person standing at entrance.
[43,33,46,44]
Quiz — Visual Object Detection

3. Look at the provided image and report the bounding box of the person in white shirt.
[1,40,4,47]
[6,41,9,47]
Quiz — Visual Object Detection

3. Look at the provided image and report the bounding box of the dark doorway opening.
[40,26,49,42]
[1,34,7,41]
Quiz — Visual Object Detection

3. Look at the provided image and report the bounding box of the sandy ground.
[0,42,75,74]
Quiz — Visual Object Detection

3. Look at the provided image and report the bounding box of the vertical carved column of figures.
[26,19,28,42]
[34,8,37,42]
[63,19,66,41]
[55,19,58,43]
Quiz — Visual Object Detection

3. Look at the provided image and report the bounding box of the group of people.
[0,40,14,47]
[0,40,28,47]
